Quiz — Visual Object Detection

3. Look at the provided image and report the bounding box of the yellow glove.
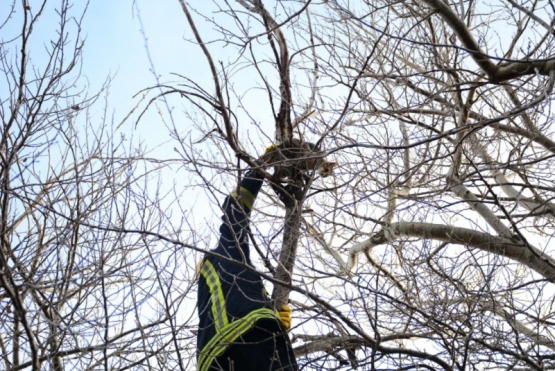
[278,304,292,330]
[263,143,280,155]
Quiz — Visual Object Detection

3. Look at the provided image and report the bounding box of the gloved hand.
[263,143,280,155]
[278,304,292,330]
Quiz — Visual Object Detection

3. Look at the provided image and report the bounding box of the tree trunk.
[272,188,304,310]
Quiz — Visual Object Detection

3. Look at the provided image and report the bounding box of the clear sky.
[83,1,212,150]
[1,1,299,158]
[80,1,277,158]
[1,1,193,147]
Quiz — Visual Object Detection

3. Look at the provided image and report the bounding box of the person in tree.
[196,164,299,371]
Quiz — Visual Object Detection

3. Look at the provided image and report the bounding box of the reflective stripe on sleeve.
[231,186,256,210]
[197,307,279,371]
[200,260,229,332]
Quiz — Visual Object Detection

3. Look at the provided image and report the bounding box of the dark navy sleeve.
[214,168,264,262]
[197,167,270,355]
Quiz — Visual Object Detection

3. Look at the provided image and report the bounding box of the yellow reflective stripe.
[230,186,255,210]
[197,308,279,371]
[200,260,229,331]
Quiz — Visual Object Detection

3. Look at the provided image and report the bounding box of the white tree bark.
[338,222,555,281]
[448,176,514,240]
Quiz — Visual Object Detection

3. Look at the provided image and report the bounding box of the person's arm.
[216,168,264,261]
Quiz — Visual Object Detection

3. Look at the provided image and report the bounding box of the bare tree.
[0,1,199,370]
[8,0,555,369]
[166,0,555,370]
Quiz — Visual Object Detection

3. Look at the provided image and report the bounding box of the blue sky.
[1,1,195,147]
[83,2,206,99]
[83,1,207,147]
[78,1,277,157]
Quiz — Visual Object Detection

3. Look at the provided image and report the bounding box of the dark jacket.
[196,168,298,371]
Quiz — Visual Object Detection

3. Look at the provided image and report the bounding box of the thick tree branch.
[480,301,555,351]
[422,0,555,82]
[293,333,453,370]
[447,175,514,240]
[339,222,555,281]
[271,190,304,310]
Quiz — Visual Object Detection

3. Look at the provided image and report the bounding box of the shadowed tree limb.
[422,0,555,82]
